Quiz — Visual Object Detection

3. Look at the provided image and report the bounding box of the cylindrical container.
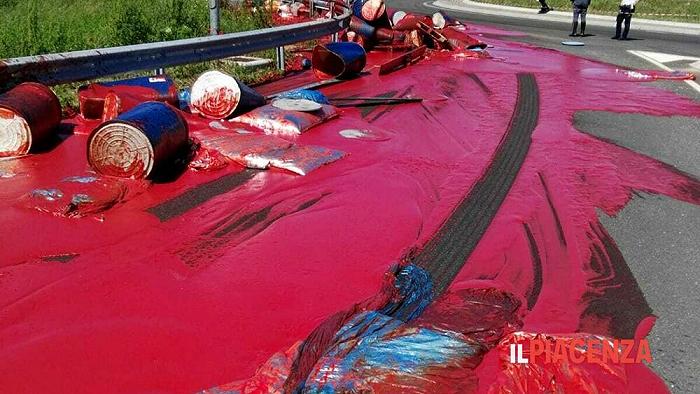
[87,102,189,179]
[0,82,61,158]
[78,75,179,120]
[312,43,367,80]
[375,28,397,43]
[349,15,376,40]
[432,11,460,29]
[387,9,407,26]
[190,70,266,119]
[353,0,387,23]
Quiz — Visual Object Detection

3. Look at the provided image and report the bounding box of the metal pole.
[330,1,337,42]
[209,0,220,35]
[276,46,285,71]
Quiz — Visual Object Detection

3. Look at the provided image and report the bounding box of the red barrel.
[0,83,61,157]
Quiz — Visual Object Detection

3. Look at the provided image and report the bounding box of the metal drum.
[349,16,377,40]
[353,0,387,23]
[0,83,61,157]
[312,42,367,80]
[78,75,179,120]
[87,102,189,179]
[190,71,266,119]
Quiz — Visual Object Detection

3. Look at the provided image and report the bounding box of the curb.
[430,0,700,36]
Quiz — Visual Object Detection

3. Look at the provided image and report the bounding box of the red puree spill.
[1,22,699,393]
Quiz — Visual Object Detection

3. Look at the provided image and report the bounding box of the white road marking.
[628,50,700,95]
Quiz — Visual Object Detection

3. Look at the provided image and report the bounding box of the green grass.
[0,0,280,109]
[471,0,700,22]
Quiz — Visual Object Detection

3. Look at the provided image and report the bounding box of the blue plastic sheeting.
[303,311,480,392]
[277,89,330,104]
[380,264,434,321]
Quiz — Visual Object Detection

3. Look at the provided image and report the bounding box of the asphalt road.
[391,0,700,391]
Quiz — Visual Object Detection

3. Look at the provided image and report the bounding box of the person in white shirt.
[612,0,639,40]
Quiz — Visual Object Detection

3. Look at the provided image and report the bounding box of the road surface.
[394,1,700,391]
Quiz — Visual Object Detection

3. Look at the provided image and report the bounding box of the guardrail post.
[309,0,315,17]
[276,46,285,71]
[209,0,220,35]
[330,1,338,42]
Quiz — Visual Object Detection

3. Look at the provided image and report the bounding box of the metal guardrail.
[0,6,351,87]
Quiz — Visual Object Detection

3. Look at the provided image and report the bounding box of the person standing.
[537,0,551,14]
[570,0,591,36]
[612,0,639,40]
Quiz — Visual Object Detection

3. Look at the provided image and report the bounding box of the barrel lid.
[391,11,407,26]
[0,107,32,157]
[190,71,242,119]
[88,122,154,179]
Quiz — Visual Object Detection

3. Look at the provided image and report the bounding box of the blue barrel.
[312,42,367,80]
[87,102,189,179]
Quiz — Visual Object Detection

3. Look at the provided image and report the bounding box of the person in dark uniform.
[537,0,551,14]
[570,0,591,36]
[612,0,639,40]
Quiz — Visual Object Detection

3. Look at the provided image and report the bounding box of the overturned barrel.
[312,42,367,80]
[0,83,61,158]
[78,75,179,120]
[353,0,387,24]
[87,102,189,179]
[190,70,266,119]
[349,16,376,40]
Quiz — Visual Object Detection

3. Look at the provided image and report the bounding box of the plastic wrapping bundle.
[87,102,189,179]
[190,71,266,119]
[231,103,338,137]
[305,311,483,393]
[312,42,367,80]
[23,174,148,218]
[0,83,61,158]
[78,76,179,121]
[193,131,292,169]
[249,145,346,175]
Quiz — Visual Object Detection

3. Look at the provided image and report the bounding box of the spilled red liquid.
[0,22,698,393]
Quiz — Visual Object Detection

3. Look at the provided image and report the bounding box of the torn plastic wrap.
[78,76,179,121]
[231,103,338,137]
[87,102,190,179]
[304,312,483,393]
[23,174,148,219]
[190,71,266,119]
[0,83,62,157]
[250,145,346,175]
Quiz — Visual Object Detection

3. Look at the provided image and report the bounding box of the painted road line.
[628,50,700,95]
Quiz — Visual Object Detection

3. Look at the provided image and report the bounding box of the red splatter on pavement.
[0,21,698,394]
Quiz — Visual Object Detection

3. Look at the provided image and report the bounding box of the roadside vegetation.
[0,0,280,108]
[470,0,700,23]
